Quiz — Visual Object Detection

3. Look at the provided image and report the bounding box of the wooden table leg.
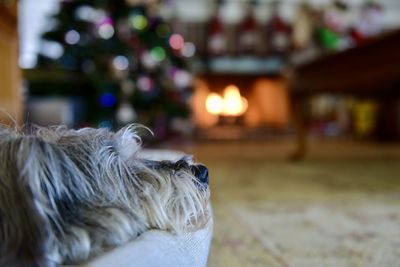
[290,95,307,161]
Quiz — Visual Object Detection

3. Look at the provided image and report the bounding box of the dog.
[0,125,210,267]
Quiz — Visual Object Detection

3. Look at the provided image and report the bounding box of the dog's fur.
[0,125,210,267]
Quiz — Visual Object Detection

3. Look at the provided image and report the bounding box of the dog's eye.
[175,159,190,169]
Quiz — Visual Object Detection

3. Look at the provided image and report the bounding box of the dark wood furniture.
[290,30,400,159]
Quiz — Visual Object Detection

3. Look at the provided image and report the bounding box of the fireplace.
[192,74,290,140]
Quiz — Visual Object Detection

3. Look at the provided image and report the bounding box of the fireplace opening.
[192,75,290,140]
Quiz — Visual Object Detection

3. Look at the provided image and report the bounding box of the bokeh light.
[131,14,148,31]
[65,30,80,45]
[141,51,158,69]
[75,6,106,23]
[181,42,196,57]
[137,76,154,92]
[99,92,117,107]
[150,46,166,62]
[112,55,129,70]
[169,33,184,50]
[173,69,192,88]
[98,23,115,39]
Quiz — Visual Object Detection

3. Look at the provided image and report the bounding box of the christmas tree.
[35,0,194,139]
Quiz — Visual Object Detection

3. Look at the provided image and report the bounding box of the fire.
[205,85,248,116]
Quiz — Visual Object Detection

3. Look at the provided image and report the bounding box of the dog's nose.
[190,164,209,185]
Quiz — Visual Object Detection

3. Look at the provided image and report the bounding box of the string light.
[98,23,114,39]
[131,14,148,31]
[75,6,106,23]
[40,42,64,59]
[65,30,80,45]
[99,93,117,107]
[137,76,154,92]
[116,102,137,124]
[169,33,184,50]
[150,46,166,62]
[141,51,158,69]
[173,69,192,88]
[182,42,196,57]
[112,55,129,70]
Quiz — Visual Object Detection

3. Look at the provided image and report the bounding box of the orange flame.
[205,85,248,116]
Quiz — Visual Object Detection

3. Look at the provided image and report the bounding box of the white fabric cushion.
[65,218,213,267]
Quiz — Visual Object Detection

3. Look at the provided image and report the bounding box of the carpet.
[177,141,400,267]
[231,201,400,267]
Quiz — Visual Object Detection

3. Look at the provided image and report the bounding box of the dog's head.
[137,156,210,230]
[0,125,210,266]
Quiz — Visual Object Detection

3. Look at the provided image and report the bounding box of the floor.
[173,140,400,267]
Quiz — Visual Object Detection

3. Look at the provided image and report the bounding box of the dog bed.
[65,149,213,267]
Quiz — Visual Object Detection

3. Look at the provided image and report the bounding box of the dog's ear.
[114,125,142,160]
[0,137,54,267]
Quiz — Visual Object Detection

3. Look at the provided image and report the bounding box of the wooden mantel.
[0,0,22,125]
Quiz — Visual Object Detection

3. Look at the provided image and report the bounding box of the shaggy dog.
[0,125,210,267]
